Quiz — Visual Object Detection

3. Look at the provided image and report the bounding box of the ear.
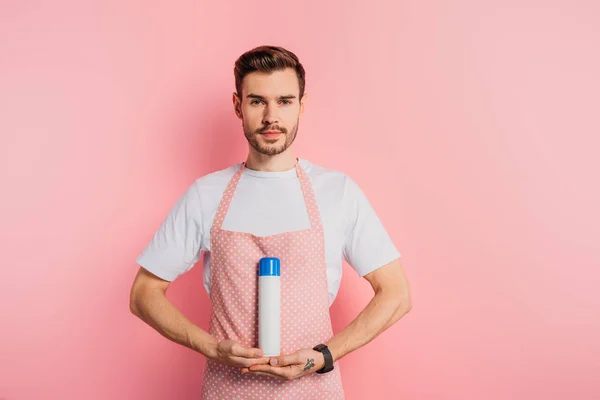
[299,93,307,117]
[232,92,242,120]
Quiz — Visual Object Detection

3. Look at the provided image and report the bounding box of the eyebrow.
[246,93,297,100]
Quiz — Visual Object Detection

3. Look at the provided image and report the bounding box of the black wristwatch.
[312,343,334,374]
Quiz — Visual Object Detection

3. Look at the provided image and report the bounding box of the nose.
[262,104,279,125]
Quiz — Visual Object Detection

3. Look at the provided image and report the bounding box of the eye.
[280,100,292,105]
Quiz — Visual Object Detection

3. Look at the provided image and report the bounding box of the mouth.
[260,130,283,139]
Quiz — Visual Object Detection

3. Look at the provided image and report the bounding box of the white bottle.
[258,257,281,357]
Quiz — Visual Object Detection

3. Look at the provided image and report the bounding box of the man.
[130,45,411,399]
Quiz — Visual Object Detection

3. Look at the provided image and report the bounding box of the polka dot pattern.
[200,161,345,399]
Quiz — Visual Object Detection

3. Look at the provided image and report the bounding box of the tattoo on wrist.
[303,358,315,371]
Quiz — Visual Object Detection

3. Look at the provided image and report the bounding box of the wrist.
[198,336,219,359]
[314,351,326,371]
[324,340,344,363]
[312,343,334,374]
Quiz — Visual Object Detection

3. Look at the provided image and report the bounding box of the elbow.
[129,298,140,317]
[129,267,170,319]
[129,286,144,318]
[392,292,412,323]
[401,286,412,313]
[375,287,412,324]
[402,294,412,314]
[396,295,412,316]
[129,283,166,319]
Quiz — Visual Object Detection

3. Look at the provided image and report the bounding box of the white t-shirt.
[136,158,401,306]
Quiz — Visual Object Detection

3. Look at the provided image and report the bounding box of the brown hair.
[234,45,306,99]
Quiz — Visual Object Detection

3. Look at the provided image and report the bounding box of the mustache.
[257,125,287,134]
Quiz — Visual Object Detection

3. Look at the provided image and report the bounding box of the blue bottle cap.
[259,257,280,277]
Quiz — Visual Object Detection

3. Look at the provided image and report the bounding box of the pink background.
[1,1,599,399]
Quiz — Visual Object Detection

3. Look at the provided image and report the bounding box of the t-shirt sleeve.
[342,177,401,277]
[136,181,203,282]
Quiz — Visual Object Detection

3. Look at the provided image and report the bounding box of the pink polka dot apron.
[200,161,345,399]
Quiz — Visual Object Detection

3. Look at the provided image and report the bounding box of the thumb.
[270,353,299,367]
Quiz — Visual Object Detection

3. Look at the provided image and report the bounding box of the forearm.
[130,287,217,358]
[325,290,411,362]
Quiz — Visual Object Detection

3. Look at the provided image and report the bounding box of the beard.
[243,119,299,156]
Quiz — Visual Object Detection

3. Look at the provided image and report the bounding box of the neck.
[245,146,297,172]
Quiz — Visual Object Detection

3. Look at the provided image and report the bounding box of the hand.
[241,348,325,381]
[208,339,271,368]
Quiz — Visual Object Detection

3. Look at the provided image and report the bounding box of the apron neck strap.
[212,159,322,231]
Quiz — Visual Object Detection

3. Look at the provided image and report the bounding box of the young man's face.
[233,68,305,156]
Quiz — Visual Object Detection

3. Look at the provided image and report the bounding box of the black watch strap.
[312,343,334,374]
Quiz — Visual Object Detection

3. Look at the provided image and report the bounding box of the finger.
[270,352,301,367]
[231,356,270,368]
[230,343,264,358]
[247,364,271,372]
[246,365,291,380]
[248,364,294,380]
[245,371,287,381]
[247,357,271,366]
